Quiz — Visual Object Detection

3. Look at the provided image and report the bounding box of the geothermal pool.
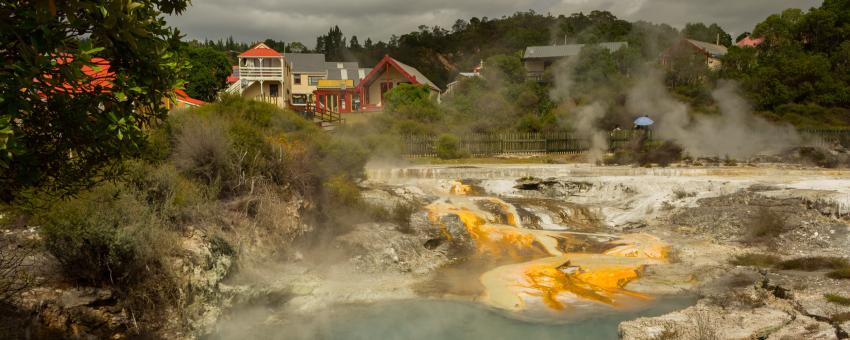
[212,296,697,340]
[210,164,850,339]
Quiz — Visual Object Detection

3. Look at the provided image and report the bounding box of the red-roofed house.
[41,56,204,109]
[737,35,765,48]
[224,43,292,108]
[313,55,440,114]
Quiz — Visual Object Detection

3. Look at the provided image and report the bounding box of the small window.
[294,74,302,85]
[269,83,279,97]
[308,76,323,86]
[292,94,307,105]
[337,63,344,69]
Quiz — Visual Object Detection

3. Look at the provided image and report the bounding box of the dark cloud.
[167,0,822,46]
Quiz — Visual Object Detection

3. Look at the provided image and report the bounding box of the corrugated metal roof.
[392,58,440,91]
[686,39,728,57]
[326,67,363,80]
[523,42,628,59]
[286,53,327,73]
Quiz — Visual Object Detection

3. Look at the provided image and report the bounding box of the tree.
[349,35,361,50]
[183,46,231,102]
[682,22,732,46]
[287,41,308,53]
[0,0,189,202]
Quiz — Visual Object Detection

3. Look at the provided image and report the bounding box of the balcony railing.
[526,71,545,82]
[239,66,284,79]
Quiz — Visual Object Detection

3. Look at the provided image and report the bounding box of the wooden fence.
[402,130,651,157]
[801,129,850,148]
[402,129,850,157]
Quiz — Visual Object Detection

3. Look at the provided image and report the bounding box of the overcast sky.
[167,0,822,47]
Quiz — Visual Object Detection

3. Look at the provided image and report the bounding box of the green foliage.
[724,2,850,114]
[682,22,732,46]
[182,45,231,102]
[383,84,441,123]
[40,183,179,315]
[436,134,464,159]
[0,0,190,203]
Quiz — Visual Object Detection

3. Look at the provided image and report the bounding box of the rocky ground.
[3,164,849,339]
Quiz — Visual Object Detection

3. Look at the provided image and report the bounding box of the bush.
[40,184,177,311]
[776,256,849,271]
[745,208,786,244]
[730,253,781,268]
[172,116,234,186]
[127,162,208,224]
[825,293,850,306]
[391,203,416,233]
[436,134,464,159]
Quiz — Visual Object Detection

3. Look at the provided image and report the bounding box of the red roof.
[39,56,115,95]
[238,43,281,57]
[226,65,239,83]
[175,88,206,106]
[737,36,764,48]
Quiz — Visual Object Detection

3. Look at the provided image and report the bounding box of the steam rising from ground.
[549,56,802,159]
[627,73,801,158]
[549,59,609,162]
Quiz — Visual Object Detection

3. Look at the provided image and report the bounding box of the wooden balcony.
[239,66,284,80]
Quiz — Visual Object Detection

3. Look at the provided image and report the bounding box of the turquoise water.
[210,296,696,340]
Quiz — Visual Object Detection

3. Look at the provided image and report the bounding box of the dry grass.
[826,267,850,279]
[730,253,781,268]
[825,293,850,306]
[776,256,849,271]
[745,207,786,244]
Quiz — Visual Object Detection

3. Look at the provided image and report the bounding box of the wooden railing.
[403,130,651,157]
[238,66,284,79]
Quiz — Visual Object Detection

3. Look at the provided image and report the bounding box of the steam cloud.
[549,59,609,162]
[627,72,802,158]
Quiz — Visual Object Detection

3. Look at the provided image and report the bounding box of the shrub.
[126,162,208,224]
[40,184,177,312]
[392,203,416,233]
[730,253,781,268]
[776,256,849,271]
[172,116,234,186]
[436,134,464,160]
[827,267,850,279]
[745,208,786,244]
[0,242,33,304]
[825,293,850,306]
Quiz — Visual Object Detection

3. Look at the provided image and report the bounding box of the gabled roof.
[239,43,281,57]
[286,53,327,73]
[356,55,440,92]
[685,39,728,57]
[523,42,628,59]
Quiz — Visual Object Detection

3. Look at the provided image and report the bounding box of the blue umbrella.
[634,116,654,126]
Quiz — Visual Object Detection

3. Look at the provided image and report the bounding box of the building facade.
[521,42,628,81]
[225,43,292,108]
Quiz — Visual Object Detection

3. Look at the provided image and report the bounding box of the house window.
[269,83,279,97]
[292,94,307,105]
[308,76,323,86]
[294,74,302,85]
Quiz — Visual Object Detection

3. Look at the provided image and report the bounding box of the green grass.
[730,253,781,268]
[825,293,850,306]
[775,256,849,271]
